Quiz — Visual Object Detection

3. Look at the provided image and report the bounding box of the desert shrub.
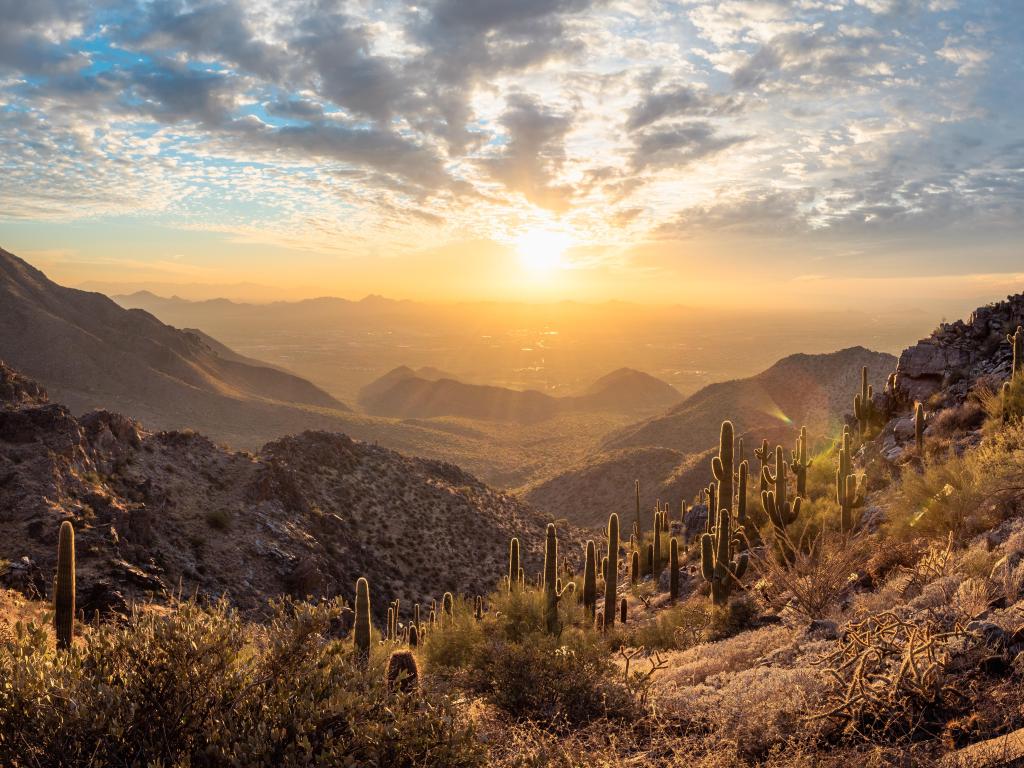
[929,398,986,438]
[886,454,988,541]
[0,598,483,768]
[477,629,635,728]
[659,625,792,688]
[621,597,711,651]
[753,530,870,619]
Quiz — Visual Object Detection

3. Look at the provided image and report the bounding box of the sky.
[0,0,1022,308]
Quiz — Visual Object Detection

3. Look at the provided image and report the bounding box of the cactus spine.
[583,540,597,616]
[508,537,520,592]
[1009,326,1023,378]
[354,577,371,667]
[790,426,810,498]
[854,366,874,440]
[762,445,800,545]
[700,507,747,606]
[54,520,75,651]
[915,402,927,454]
[543,523,559,634]
[669,537,679,601]
[604,513,619,630]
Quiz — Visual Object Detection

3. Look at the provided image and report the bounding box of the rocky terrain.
[0,362,568,620]
[359,365,680,422]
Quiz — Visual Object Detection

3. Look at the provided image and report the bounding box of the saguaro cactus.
[54,520,75,651]
[1009,326,1023,378]
[754,439,772,494]
[408,623,419,647]
[762,445,800,541]
[915,402,927,454]
[854,366,874,440]
[1003,381,1014,423]
[387,606,395,642]
[635,479,642,538]
[653,508,662,574]
[604,513,619,630]
[442,592,454,625]
[700,508,747,606]
[790,426,811,498]
[354,577,371,667]
[836,426,861,533]
[543,523,559,634]
[646,543,654,577]
[619,597,627,624]
[712,421,735,517]
[508,538,520,592]
[583,540,597,616]
[630,550,640,584]
[669,537,679,601]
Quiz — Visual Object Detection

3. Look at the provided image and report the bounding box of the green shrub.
[0,598,483,767]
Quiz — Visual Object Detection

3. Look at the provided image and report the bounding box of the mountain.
[0,362,569,619]
[358,366,680,422]
[602,346,896,454]
[523,346,897,525]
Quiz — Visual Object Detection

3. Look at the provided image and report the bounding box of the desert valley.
[3,0,1024,766]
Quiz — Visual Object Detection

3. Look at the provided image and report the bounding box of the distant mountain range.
[358,366,681,422]
[522,346,897,525]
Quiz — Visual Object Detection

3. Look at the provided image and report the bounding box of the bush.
[0,599,483,768]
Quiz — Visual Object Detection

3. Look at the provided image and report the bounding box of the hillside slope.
[0,362,568,619]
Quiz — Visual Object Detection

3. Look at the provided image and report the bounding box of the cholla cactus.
[543,523,559,634]
[790,426,811,498]
[583,540,597,616]
[54,520,75,651]
[700,508,747,606]
[854,366,874,440]
[1009,326,1023,378]
[604,513,619,630]
[354,577,371,667]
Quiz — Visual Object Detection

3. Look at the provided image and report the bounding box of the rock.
[78,579,130,618]
[683,504,708,542]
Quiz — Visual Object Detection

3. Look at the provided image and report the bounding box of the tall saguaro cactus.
[653,508,662,574]
[836,426,861,533]
[762,445,800,541]
[54,520,75,651]
[700,508,747,606]
[754,439,771,494]
[669,537,679,601]
[508,537,520,592]
[630,550,640,584]
[354,577,371,667]
[604,513,619,630]
[543,523,559,634]
[790,426,811,498]
[712,421,735,517]
[854,366,874,441]
[582,540,597,616]
[1009,326,1023,378]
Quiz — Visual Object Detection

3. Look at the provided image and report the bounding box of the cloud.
[630,122,748,171]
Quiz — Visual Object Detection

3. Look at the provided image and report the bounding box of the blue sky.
[0,0,1022,306]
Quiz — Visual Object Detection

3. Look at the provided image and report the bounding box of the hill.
[524,346,896,524]
[0,362,570,619]
[359,365,680,422]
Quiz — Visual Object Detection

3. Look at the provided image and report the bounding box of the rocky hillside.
[359,365,680,422]
[524,346,895,526]
[0,363,569,620]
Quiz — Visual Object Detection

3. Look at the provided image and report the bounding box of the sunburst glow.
[515,229,572,277]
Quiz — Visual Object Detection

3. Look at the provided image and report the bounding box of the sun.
[514,229,571,276]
